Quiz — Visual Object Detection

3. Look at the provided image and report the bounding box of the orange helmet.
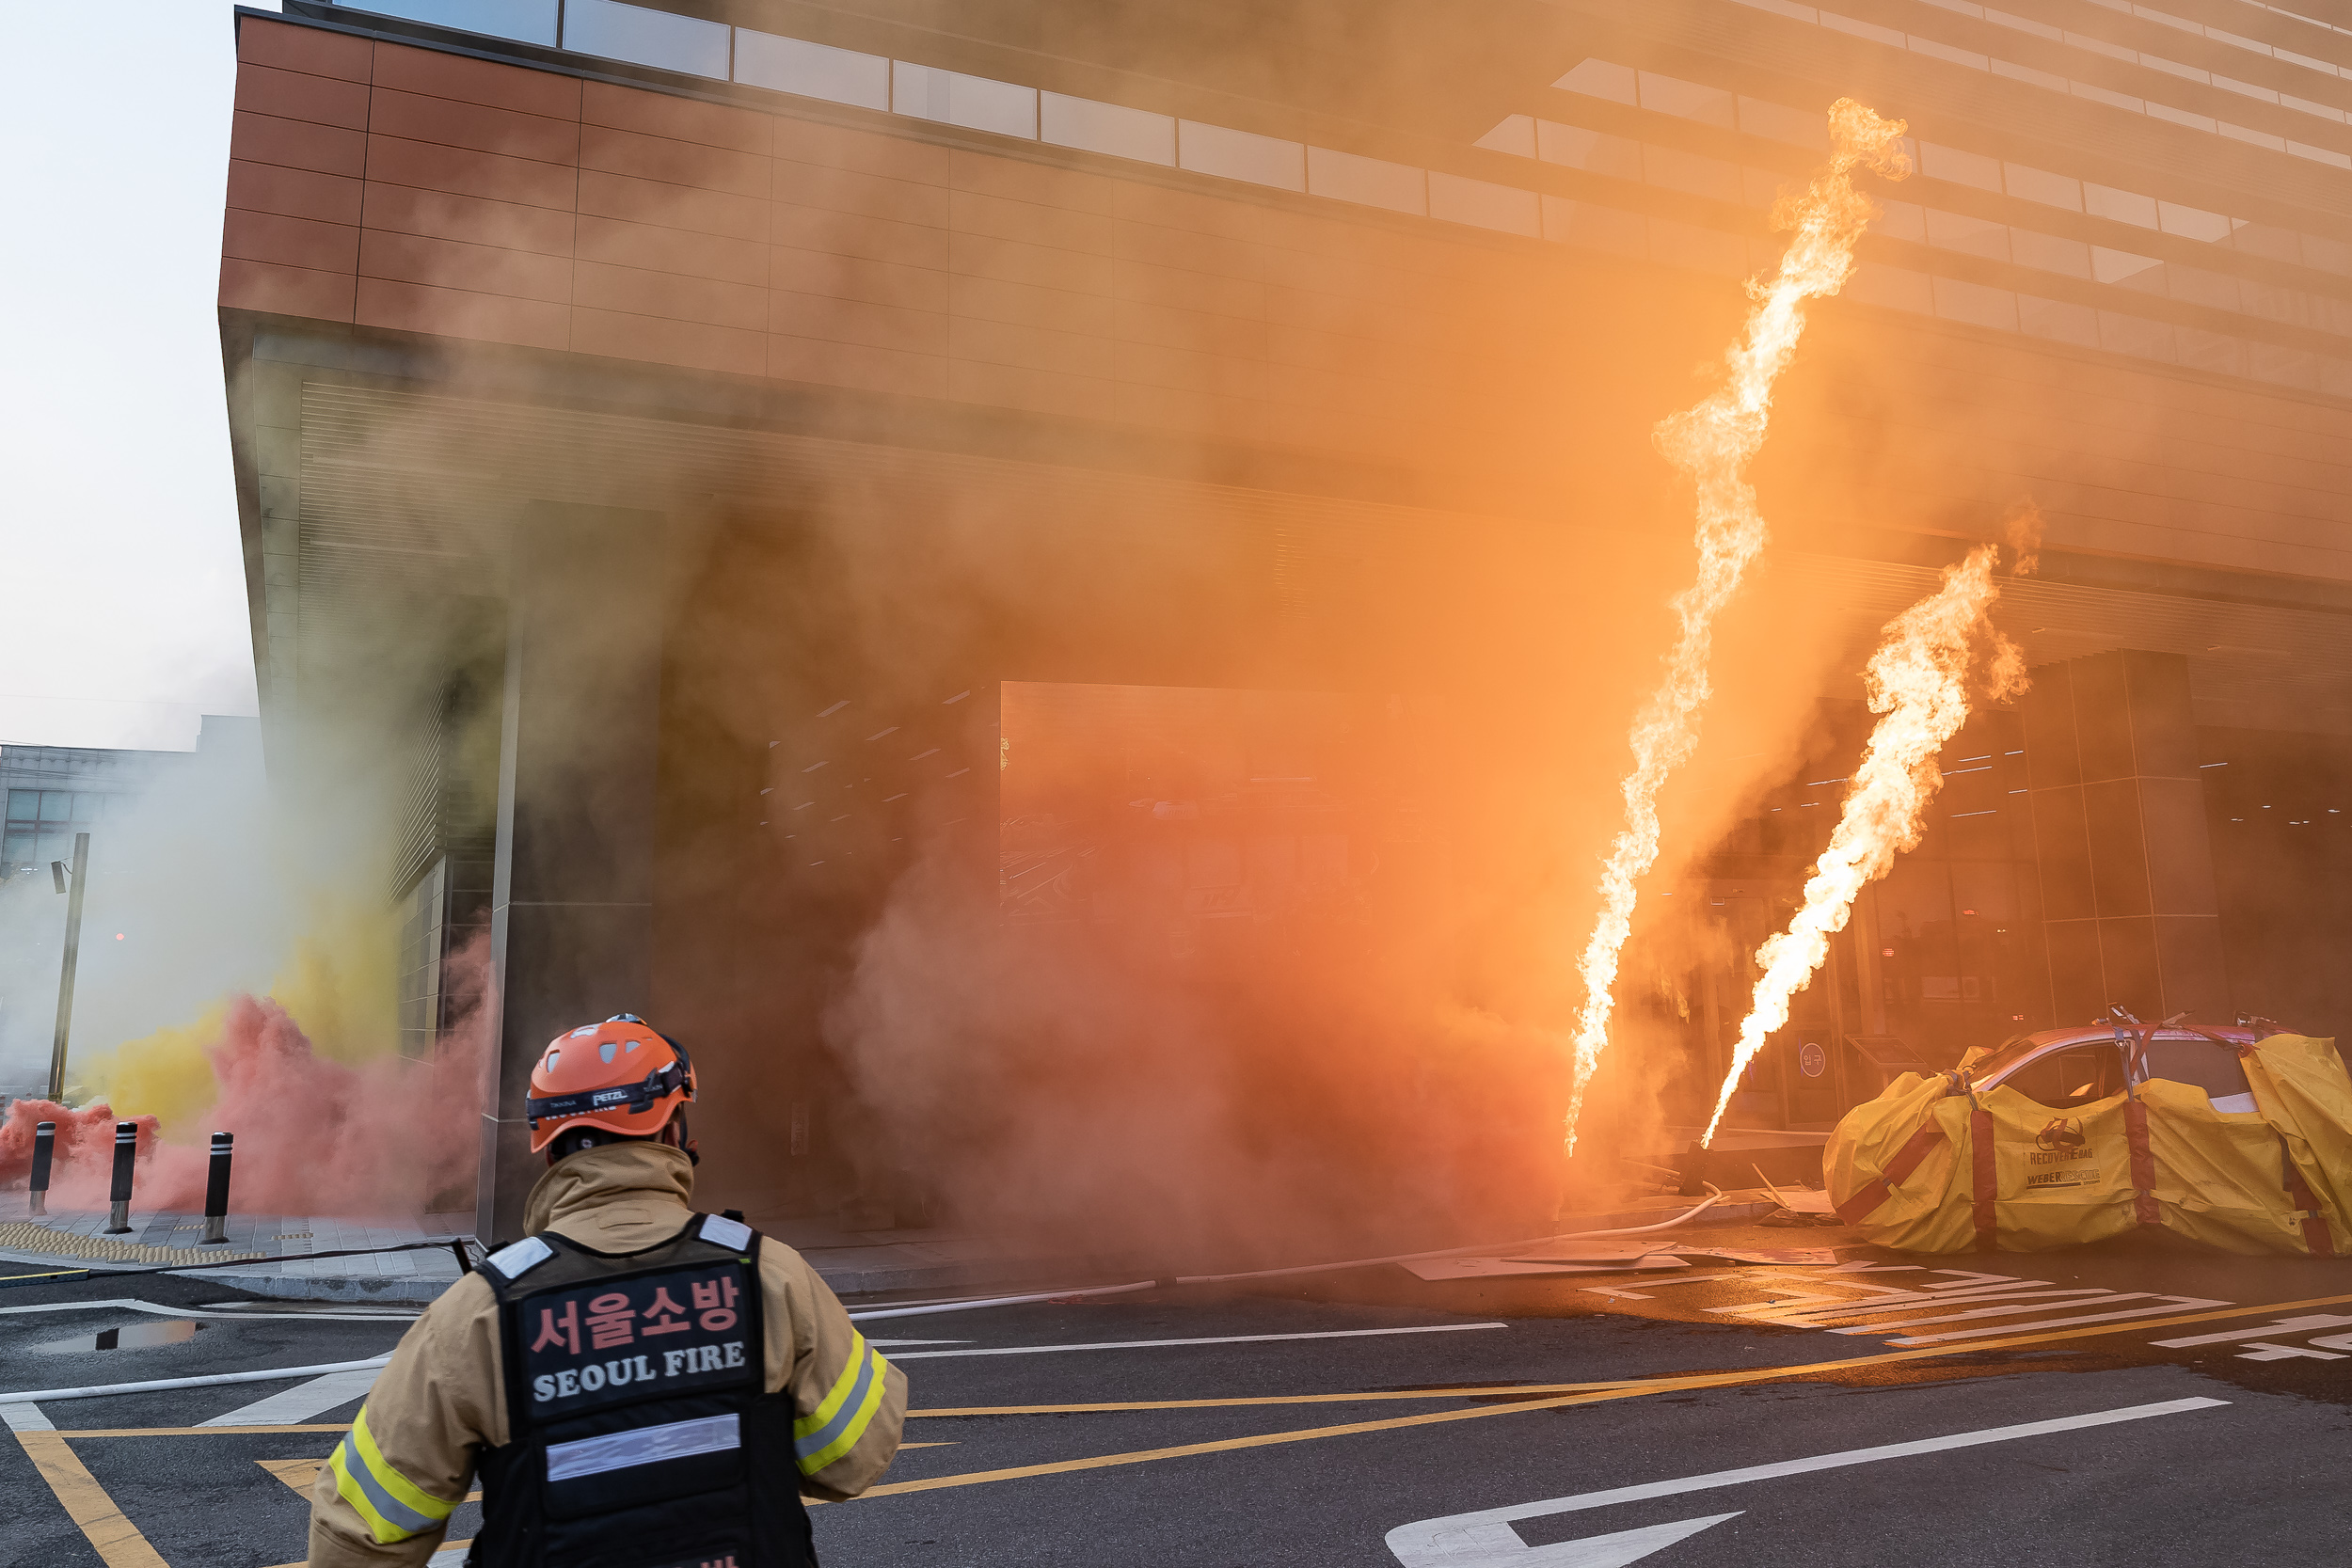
[526,1014,695,1153]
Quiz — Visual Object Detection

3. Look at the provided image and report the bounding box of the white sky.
[0,2,282,753]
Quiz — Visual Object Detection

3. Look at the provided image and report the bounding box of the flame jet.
[1699,539,2031,1147]
[1563,101,1911,1152]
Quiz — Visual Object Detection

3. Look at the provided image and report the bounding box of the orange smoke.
[1700,539,2030,1145]
[1564,100,1912,1152]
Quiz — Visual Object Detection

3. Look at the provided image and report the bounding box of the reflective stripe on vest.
[548,1412,742,1482]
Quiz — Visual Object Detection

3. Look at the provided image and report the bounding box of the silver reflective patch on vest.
[546,1412,741,1481]
[487,1236,554,1280]
[700,1213,753,1251]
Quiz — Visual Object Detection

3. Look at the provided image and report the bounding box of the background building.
[215,0,2352,1241]
[2,745,187,883]
[0,717,259,1104]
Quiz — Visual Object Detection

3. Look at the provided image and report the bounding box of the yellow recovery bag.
[1825,1034,2351,1256]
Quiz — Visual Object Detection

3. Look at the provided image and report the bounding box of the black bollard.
[103,1120,136,1234]
[201,1132,233,1245]
[28,1121,55,1217]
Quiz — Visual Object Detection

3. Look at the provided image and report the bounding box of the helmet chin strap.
[547,1112,698,1166]
[665,1111,702,1167]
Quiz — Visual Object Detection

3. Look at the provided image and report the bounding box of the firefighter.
[307,1015,906,1566]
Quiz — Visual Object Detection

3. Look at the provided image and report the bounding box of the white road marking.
[890,1323,1510,1359]
[866,1339,973,1347]
[1707,1273,2235,1347]
[1403,1512,1742,1568]
[0,1354,392,1406]
[1883,1296,2229,1346]
[1,1402,54,1432]
[1823,1289,2132,1333]
[847,1280,1158,1322]
[1384,1397,2227,1566]
[2234,1340,2347,1361]
[1405,1258,1687,1282]
[200,1367,384,1426]
[0,1298,417,1323]
[2150,1312,2352,1348]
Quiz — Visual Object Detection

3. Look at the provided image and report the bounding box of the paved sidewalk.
[0,1207,464,1303]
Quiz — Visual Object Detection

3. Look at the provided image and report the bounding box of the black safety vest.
[469,1213,816,1568]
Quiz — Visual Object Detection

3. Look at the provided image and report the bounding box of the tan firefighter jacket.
[306,1142,907,1566]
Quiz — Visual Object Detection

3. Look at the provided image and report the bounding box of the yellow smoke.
[75,898,401,1135]
[1700,539,2029,1146]
[1563,100,1912,1152]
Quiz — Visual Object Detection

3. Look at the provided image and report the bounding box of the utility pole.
[48,832,88,1103]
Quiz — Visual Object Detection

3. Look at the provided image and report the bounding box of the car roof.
[2020,1023,2259,1049]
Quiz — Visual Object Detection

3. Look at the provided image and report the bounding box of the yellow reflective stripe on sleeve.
[792,1334,889,1475]
[330,1405,458,1544]
[796,1332,870,1436]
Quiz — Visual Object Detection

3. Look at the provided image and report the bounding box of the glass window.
[39,791,72,822]
[6,788,36,821]
[398,861,450,1062]
[2138,1037,2253,1100]
[2003,1045,2122,1109]
[563,0,726,78]
[342,0,556,46]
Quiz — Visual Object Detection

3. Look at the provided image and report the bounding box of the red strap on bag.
[2122,1094,2162,1226]
[2279,1135,2336,1258]
[1835,1119,1950,1226]
[1970,1102,1998,1252]
[2111,1022,2163,1227]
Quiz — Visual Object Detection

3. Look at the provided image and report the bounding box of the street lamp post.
[48,832,89,1103]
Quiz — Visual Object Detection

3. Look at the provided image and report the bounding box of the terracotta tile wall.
[218,17,1541,456]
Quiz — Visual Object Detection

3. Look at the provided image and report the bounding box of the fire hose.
[844,1185,1727,1322]
[4,1188,1736,1322]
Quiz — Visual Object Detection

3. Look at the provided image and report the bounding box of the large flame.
[1563,101,1911,1152]
[1699,539,2030,1146]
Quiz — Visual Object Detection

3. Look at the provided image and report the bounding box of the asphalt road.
[5,1227,2350,1567]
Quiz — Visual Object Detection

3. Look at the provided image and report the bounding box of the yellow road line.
[10,1430,170,1568]
[898,1289,2352,1421]
[254,1456,485,1504]
[29,1284,2352,1564]
[909,1382,1645,1417]
[860,1289,2352,1497]
[57,1423,355,1438]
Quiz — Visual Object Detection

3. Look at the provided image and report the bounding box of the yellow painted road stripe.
[10,1430,170,1568]
[29,1284,2352,1562]
[57,1423,355,1437]
[898,1289,2352,1420]
[860,1289,2352,1497]
[54,1290,2352,1440]
[909,1382,1645,1417]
